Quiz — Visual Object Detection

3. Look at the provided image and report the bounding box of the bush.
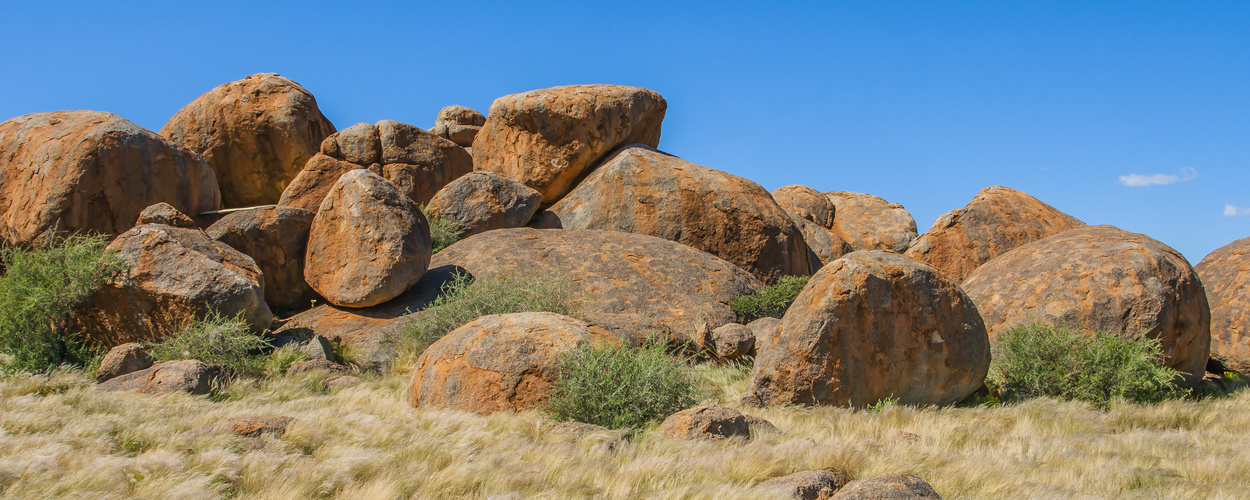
[147,310,269,376]
[0,232,124,373]
[729,275,810,323]
[397,270,583,362]
[544,339,704,430]
[987,323,1184,408]
[421,205,462,253]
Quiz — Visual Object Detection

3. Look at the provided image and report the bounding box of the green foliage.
[865,395,900,412]
[0,232,124,373]
[398,270,583,361]
[987,323,1185,408]
[147,310,269,376]
[729,276,810,323]
[544,339,704,430]
[262,344,310,377]
[421,205,462,253]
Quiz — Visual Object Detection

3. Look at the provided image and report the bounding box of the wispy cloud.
[1224,204,1250,217]
[1118,167,1196,187]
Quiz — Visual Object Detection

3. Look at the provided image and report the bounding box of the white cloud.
[1118,167,1196,187]
[1224,204,1250,217]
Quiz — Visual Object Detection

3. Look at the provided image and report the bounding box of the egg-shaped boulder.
[1194,237,1250,373]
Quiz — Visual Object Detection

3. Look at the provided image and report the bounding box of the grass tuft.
[729,275,809,323]
[421,205,462,253]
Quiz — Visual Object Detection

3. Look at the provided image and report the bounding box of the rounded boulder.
[772,185,836,229]
[1194,237,1250,373]
[206,206,319,312]
[426,171,542,237]
[431,105,485,147]
[825,191,918,253]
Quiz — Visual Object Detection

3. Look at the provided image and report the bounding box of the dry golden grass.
[1,364,1249,499]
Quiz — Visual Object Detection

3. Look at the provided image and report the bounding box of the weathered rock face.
[755,468,849,500]
[279,120,472,210]
[0,111,221,245]
[473,85,667,205]
[905,186,1085,282]
[831,474,942,499]
[305,170,432,308]
[407,312,620,414]
[773,185,836,229]
[793,215,853,271]
[1196,237,1250,373]
[546,146,810,281]
[206,206,319,312]
[96,360,220,395]
[95,343,153,382]
[962,225,1210,385]
[431,105,485,147]
[431,228,762,345]
[744,251,990,408]
[135,202,198,228]
[159,74,334,208]
[658,404,751,440]
[702,323,755,360]
[426,171,542,237]
[74,223,272,346]
[824,191,918,253]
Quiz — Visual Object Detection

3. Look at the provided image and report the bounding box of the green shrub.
[729,275,810,323]
[544,339,704,430]
[397,270,583,363]
[421,205,462,253]
[0,232,124,373]
[262,344,310,377]
[987,323,1184,408]
[147,310,269,376]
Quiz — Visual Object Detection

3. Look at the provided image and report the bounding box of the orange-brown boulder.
[792,215,853,271]
[544,145,810,281]
[431,105,485,147]
[773,185,836,229]
[832,474,942,499]
[472,85,667,205]
[754,468,849,500]
[279,120,471,211]
[1194,238,1250,373]
[96,360,220,395]
[426,171,542,237]
[74,222,272,346]
[962,225,1210,385]
[431,228,762,346]
[159,73,336,207]
[407,312,620,414]
[304,170,432,308]
[824,191,918,253]
[206,206,319,312]
[95,343,152,382]
[658,404,751,440]
[0,111,221,245]
[905,186,1085,282]
[135,202,198,228]
[743,251,990,408]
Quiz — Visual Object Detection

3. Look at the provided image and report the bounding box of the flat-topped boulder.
[160,73,335,207]
[473,84,667,205]
[0,111,221,245]
[1195,237,1250,373]
[824,191,918,253]
[962,225,1210,385]
[206,206,319,312]
[905,186,1085,282]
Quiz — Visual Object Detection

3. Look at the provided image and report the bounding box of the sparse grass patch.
[730,275,809,323]
[147,310,269,376]
[421,205,462,253]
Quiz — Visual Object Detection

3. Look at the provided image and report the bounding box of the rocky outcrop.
[95,343,153,382]
[658,404,751,440]
[962,225,1210,385]
[831,474,942,499]
[74,222,272,346]
[431,228,762,345]
[206,206,319,312]
[96,360,220,395]
[905,186,1085,282]
[0,111,221,245]
[304,170,432,308]
[160,73,335,207]
[135,202,198,228]
[744,251,990,408]
[473,85,667,205]
[407,312,620,414]
[1196,237,1250,373]
[278,120,472,211]
[426,171,542,237]
[431,105,485,147]
[545,146,810,281]
[824,191,917,253]
[755,468,849,500]
[773,185,836,229]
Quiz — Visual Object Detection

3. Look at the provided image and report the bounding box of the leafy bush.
[421,205,462,253]
[729,275,810,323]
[0,233,124,373]
[987,323,1184,408]
[147,310,269,376]
[397,270,583,363]
[544,339,704,430]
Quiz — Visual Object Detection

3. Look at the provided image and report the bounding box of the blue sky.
[2,1,1247,263]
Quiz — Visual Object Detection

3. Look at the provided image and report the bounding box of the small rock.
[288,359,349,375]
[744,414,780,434]
[546,421,609,435]
[95,343,153,382]
[179,416,294,440]
[431,105,486,147]
[755,468,849,500]
[324,375,363,390]
[97,360,219,395]
[135,203,197,228]
[705,323,754,360]
[301,335,336,362]
[896,431,921,443]
[831,473,942,499]
[659,404,751,440]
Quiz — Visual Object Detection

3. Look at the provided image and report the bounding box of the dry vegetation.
[2,363,1249,499]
